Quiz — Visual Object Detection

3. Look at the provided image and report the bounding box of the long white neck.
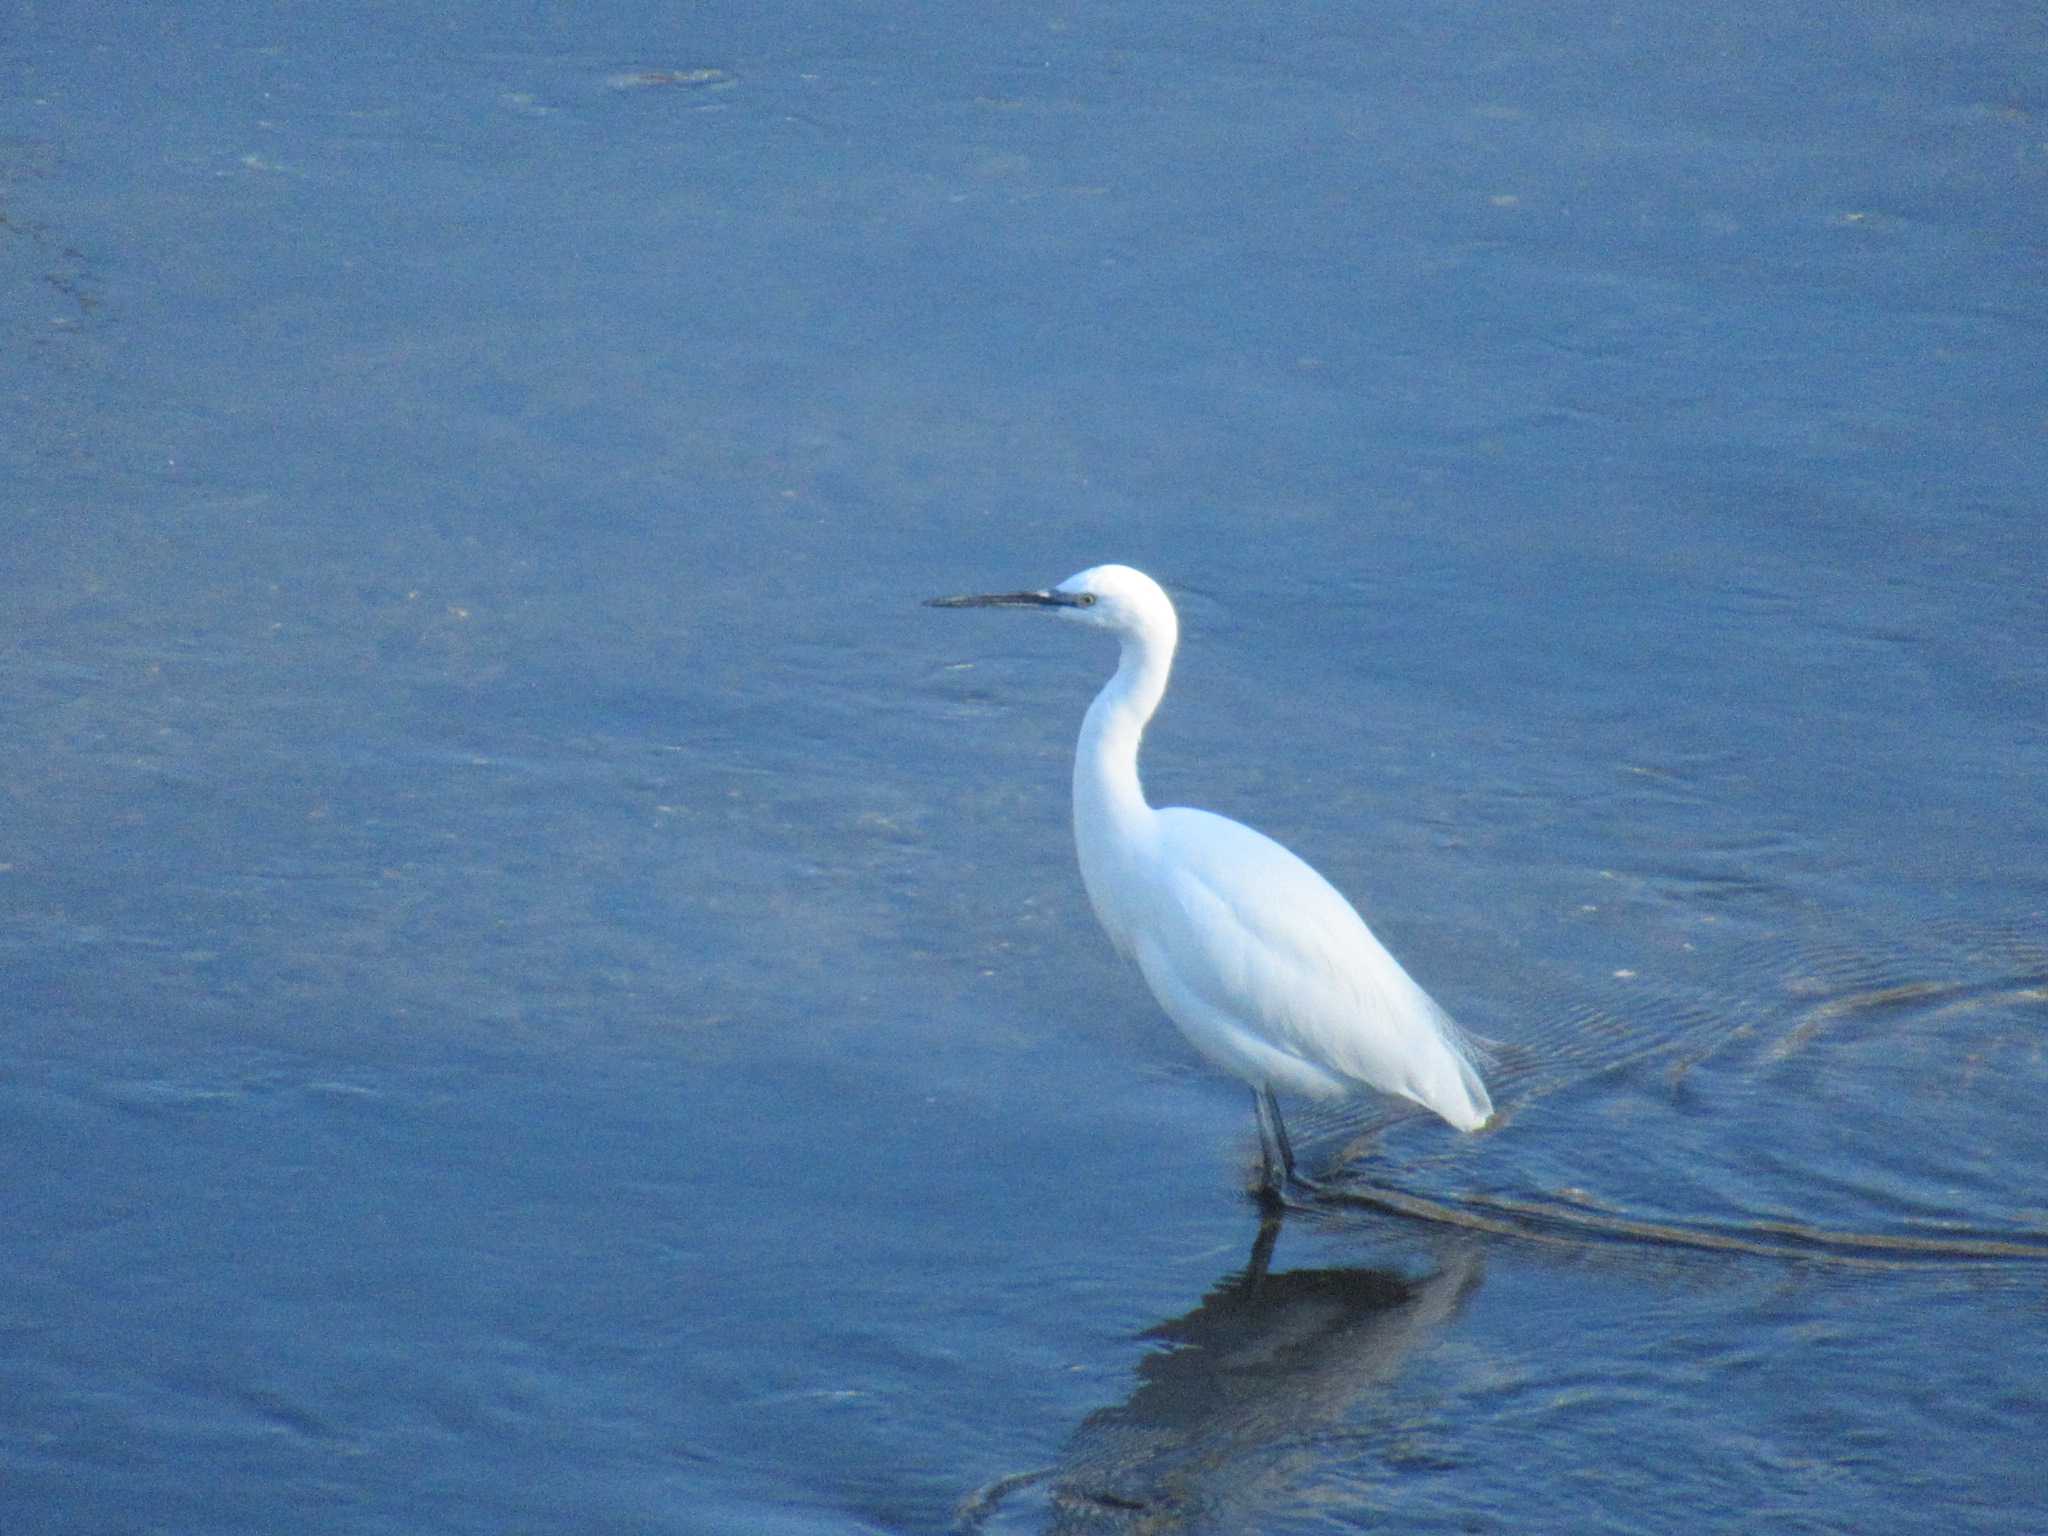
[1072,617,1175,951]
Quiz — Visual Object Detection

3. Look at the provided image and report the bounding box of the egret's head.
[927,563,1177,648]
[1047,564,1173,636]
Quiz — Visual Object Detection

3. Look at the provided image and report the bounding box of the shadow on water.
[958,1225,1484,1534]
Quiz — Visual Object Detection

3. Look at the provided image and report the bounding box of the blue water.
[5,2,2045,1531]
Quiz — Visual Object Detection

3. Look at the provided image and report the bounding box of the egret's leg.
[1256,1084,1323,1196]
[1251,1084,1286,1197]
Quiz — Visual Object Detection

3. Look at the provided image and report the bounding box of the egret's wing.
[1149,807,1490,1126]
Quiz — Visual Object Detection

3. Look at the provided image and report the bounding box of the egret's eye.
[1076,593,1098,607]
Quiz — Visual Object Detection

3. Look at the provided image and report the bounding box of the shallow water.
[5,2,2045,1531]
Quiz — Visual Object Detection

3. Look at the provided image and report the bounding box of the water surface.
[4,2,2045,1531]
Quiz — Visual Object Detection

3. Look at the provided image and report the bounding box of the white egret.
[929,564,1491,1199]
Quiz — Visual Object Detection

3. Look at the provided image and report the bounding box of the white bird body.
[1101,806,1489,1126]
[930,563,1491,1194]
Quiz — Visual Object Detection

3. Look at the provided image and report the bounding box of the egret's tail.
[1409,999,1494,1132]
[1436,1045,1494,1132]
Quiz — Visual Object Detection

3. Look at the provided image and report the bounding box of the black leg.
[1251,1084,1286,1198]
[1255,1084,1323,1197]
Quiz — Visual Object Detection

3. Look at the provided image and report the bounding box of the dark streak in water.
[1313,1179,2048,1270]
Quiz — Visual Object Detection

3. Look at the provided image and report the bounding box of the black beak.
[925,590,1078,609]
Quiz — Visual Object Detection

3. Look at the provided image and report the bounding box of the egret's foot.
[1277,1171,1327,1212]
[1251,1165,1327,1212]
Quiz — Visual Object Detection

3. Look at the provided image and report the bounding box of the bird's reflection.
[960,1221,1483,1533]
